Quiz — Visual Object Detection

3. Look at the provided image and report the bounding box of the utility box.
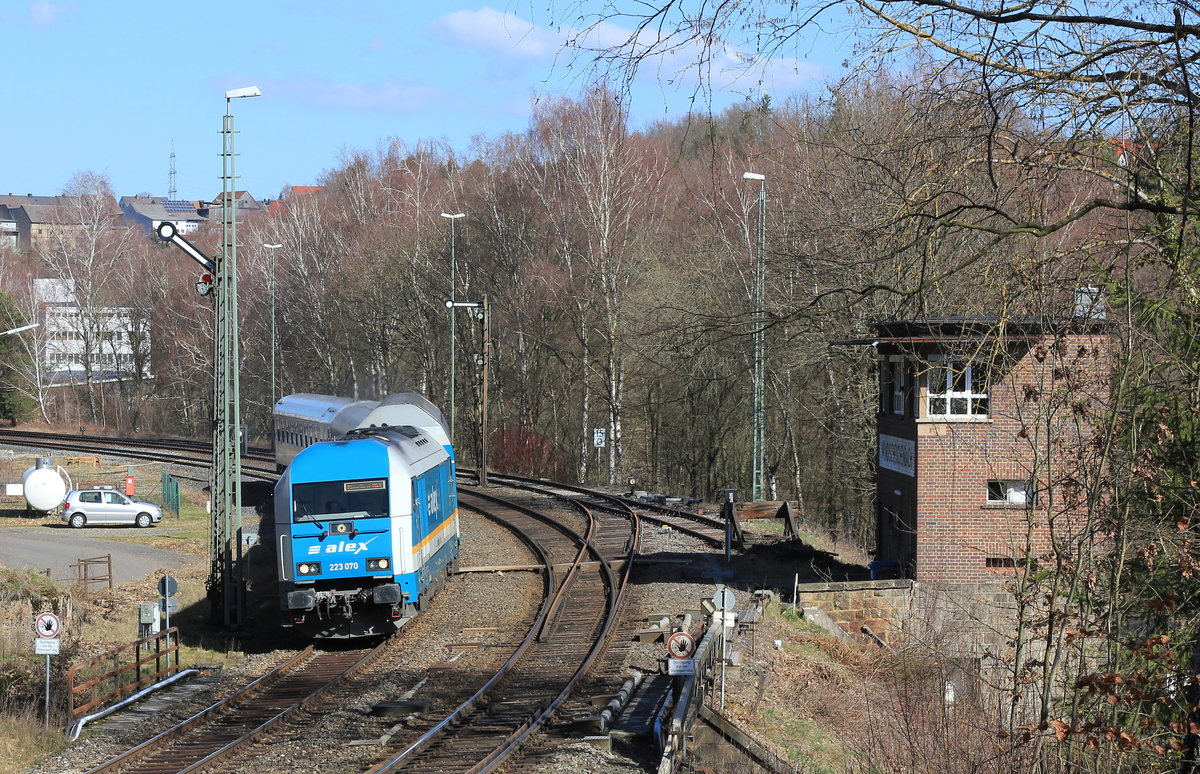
[138,602,161,634]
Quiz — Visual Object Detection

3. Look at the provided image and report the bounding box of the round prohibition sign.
[666,630,696,659]
[35,612,61,639]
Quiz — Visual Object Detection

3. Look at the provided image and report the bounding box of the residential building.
[267,185,323,217]
[119,195,206,236]
[0,194,94,253]
[200,190,266,224]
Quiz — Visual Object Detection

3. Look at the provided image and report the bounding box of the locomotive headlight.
[366,557,390,571]
[297,562,322,576]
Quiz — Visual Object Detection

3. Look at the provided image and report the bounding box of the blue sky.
[5,1,849,201]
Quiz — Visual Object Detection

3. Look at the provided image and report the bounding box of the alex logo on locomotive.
[306,537,378,555]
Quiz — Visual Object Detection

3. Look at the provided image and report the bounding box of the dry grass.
[714,595,1040,774]
[0,708,69,774]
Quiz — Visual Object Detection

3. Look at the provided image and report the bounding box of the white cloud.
[28,1,65,26]
[435,9,825,101]
[586,19,824,94]
[434,7,562,61]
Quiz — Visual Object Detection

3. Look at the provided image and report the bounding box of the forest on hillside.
[0,62,1164,543]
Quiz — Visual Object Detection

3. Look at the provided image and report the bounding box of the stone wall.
[793,579,913,646]
[795,578,1016,654]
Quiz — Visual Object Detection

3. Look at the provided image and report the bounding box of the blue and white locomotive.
[273,393,460,638]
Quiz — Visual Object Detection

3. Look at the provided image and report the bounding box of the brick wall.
[910,332,1112,583]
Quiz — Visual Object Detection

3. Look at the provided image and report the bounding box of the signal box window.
[926,358,989,418]
[987,480,1032,505]
[880,356,915,416]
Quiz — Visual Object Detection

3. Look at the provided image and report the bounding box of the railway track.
[365,486,637,773]
[479,471,733,548]
[0,428,278,477]
[2,430,657,772]
[77,486,600,774]
[84,644,386,773]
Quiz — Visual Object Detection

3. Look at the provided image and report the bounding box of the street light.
[0,323,38,336]
[444,297,489,486]
[263,243,283,409]
[441,212,466,439]
[217,84,259,629]
[743,171,766,501]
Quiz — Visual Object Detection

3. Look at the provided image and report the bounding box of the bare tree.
[521,86,666,485]
[38,172,140,423]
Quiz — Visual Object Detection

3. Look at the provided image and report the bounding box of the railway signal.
[150,85,262,631]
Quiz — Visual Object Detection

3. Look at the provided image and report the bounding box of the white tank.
[22,464,67,512]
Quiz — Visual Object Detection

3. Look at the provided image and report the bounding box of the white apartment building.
[34,279,152,385]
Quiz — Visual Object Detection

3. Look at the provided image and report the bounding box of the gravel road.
[0,525,196,583]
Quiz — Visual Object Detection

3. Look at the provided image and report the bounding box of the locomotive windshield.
[292,479,388,522]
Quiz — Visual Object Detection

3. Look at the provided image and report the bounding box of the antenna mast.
[168,143,177,200]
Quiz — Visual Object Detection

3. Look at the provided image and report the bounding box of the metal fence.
[160,471,180,518]
[658,619,725,774]
[68,554,112,592]
[67,627,181,720]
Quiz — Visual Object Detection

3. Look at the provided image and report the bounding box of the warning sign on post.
[667,658,696,676]
[34,612,60,639]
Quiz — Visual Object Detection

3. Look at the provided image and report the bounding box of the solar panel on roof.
[162,201,195,213]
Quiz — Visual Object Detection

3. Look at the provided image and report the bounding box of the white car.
[61,487,163,528]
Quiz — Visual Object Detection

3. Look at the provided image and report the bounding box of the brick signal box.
[854,312,1111,583]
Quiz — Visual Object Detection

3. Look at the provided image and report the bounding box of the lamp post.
[263,243,283,410]
[440,212,465,439]
[0,323,38,336]
[444,296,489,487]
[215,84,260,628]
[743,171,766,502]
